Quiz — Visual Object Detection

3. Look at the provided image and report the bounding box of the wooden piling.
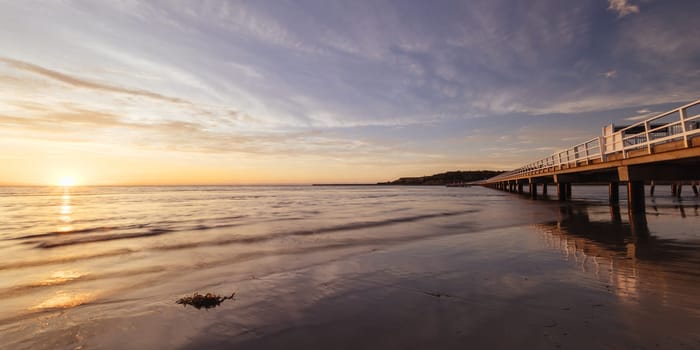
[609,182,619,203]
[529,182,537,199]
[610,204,622,223]
[628,181,646,214]
[557,183,567,201]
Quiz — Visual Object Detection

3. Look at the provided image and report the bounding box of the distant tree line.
[377,170,504,185]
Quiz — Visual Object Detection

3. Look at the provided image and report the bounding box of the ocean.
[0,185,698,349]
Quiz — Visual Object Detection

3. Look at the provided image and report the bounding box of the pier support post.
[693,184,699,196]
[566,183,572,199]
[529,181,538,199]
[671,183,677,196]
[542,183,548,196]
[627,181,646,214]
[677,184,683,197]
[557,183,568,201]
[650,181,655,196]
[517,183,523,194]
[610,204,622,223]
[629,211,650,238]
[609,182,619,203]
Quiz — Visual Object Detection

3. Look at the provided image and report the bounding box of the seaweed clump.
[176,292,236,310]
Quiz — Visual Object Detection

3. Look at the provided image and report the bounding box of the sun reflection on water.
[58,189,73,232]
[60,204,72,214]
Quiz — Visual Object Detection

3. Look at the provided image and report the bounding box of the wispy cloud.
[601,70,617,79]
[624,108,657,121]
[0,57,188,105]
[0,101,401,160]
[608,0,640,18]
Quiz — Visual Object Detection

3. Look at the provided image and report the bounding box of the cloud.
[608,0,640,18]
[0,101,399,159]
[0,57,189,105]
[601,70,617,79]
[624,109,657,121]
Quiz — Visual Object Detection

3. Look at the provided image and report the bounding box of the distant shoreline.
[312,183,452,186]
[311,184,378,186]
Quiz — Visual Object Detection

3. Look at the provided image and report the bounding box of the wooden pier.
[481,100,700,212]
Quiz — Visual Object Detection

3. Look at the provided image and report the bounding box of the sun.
[58,176,77,187]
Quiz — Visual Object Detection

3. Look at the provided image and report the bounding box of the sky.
[1,0,699,185]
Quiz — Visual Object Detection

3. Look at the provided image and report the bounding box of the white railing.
[488,99,700,182]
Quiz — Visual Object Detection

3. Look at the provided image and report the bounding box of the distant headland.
[313,170,503,186]
[377,170,504,185]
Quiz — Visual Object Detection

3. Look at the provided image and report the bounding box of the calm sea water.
[0,185,698,349]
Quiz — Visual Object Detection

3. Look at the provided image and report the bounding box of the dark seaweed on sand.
[176,292,236,309]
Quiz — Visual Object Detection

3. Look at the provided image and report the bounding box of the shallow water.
[0,185,698,349]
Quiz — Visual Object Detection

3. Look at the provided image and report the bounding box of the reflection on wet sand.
[32,291,97,310]
[649,198,700,218]
[536,204,700,311]
[36,271,87,286]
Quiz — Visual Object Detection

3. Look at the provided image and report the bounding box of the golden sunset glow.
[57,176,77,187]
[0,0,697,188]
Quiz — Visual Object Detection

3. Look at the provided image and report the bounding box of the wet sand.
[0,186,699,349]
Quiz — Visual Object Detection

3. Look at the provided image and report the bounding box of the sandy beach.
[0,186,698,349]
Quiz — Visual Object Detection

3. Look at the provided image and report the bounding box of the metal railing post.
[557,152,562,170]
[644,120,652,154]
[680,107,689,148]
